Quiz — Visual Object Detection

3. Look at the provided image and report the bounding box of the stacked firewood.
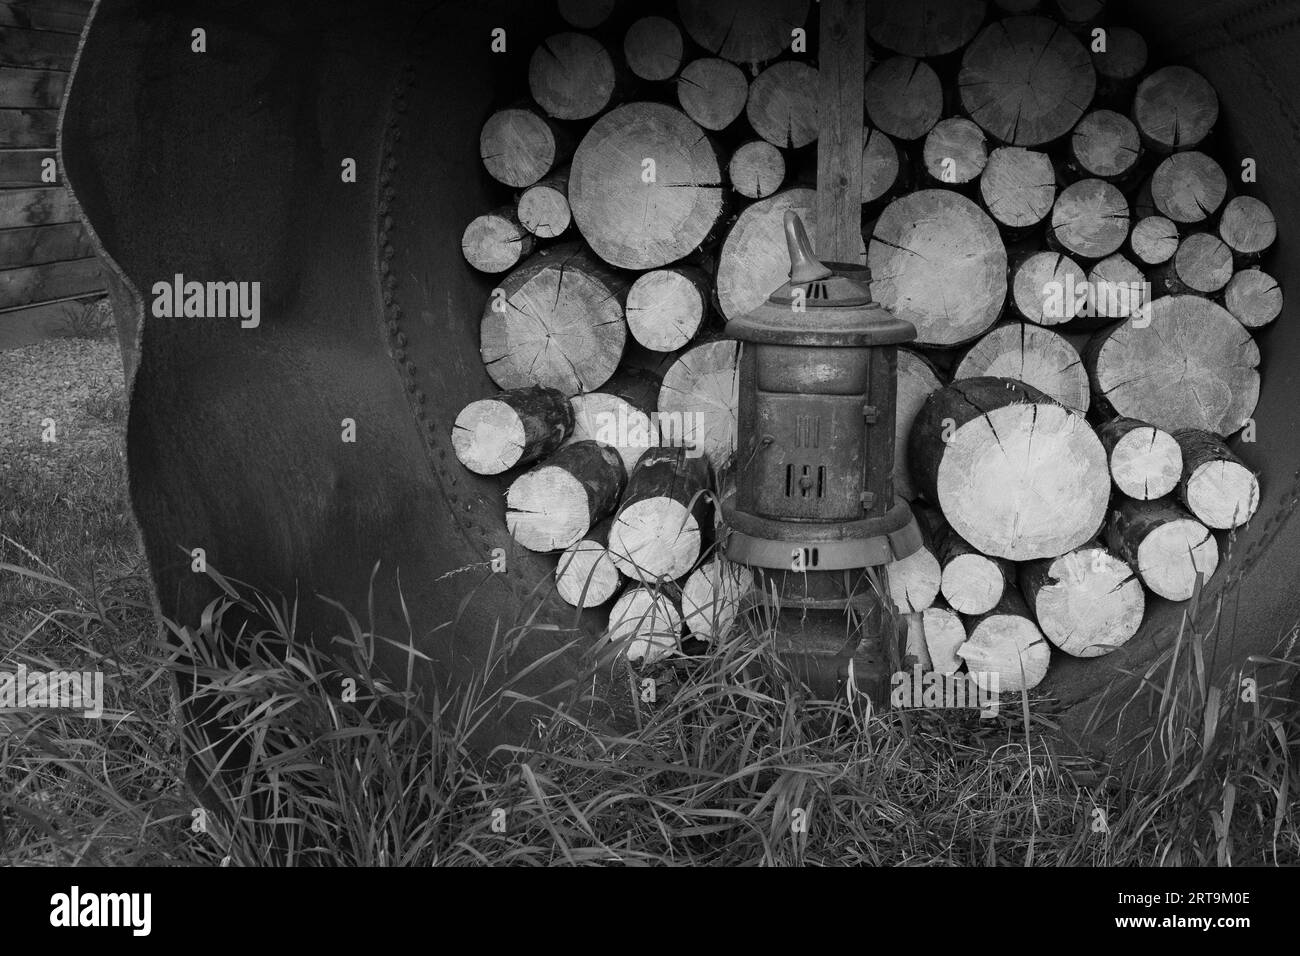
[451,0,1276,680]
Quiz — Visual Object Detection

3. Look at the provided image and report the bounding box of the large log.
[1012,250,1085,326]
[923,117,989,186]
[529,32,618,121]
[959,590,1052,692]
[1085,295,1260,435]
[460,207,535,274]
[747,60,819,149]
[555,518,621,608]
[479,244,629,395]
[479,106,572,188]
[716,187,826,323]
[1133,65,1218,152]
[864,56,943,142]
[1174,429,1260,530]
[569,102,726,270]
[1107,498,1219,602]
[681,557,754,642]
[1049,178,1130,260]
[1129,215,1179,266]
[958,15,1096,147]
[1150,151,1227,225]
[675,0,810,67]
[895,348,945,501]
[910,377,1110,560]
[623,16,684,82]
[1224,268,1283,329]
[1218,196,1277,258]
[608,446,711,581]
[862,127,904,205]
[866,0,986,57]
[452,384,574,475]
[954,321,1090,413]
[657,338,740,472]
[567,368,661,479]
[606,586,682,665]
[936,526,1012,616]
[516,166,571,239]
[506,439,626,552]
[868,189,1007,347]
[728,140,786,200]
[1019,544,1145,657]
[625,266,711,353]
[677,58,749,131]
[1091,26,1147,100]
[1096,416,1183,501]
[980,146,1056,233]
[1070,109,1141,181]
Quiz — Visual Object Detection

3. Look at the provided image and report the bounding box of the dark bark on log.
[1106,497,1219,601]
[1174,428,1260,530]
[506,439,626,551]
[608,446,712,582]
[452,385,574,475]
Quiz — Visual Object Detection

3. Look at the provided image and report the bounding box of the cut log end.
[942,552,1006,616]
[658,339,739,472]
[1134,65,1218,152]
[529,32,616,121]
[1224,268,1283,329]
[1021,546,1145,657]
[479,108,563,188]
[960,592,1051,692]
[555,536,621,608]
[748,60,820,149]
[922,604,967,675]
[606,587,682,665]
[729,140,786,200]
[924,117,989,185]
[461,209,536,274]
[624,16,684,82]
[1130,215,1179,266]
[1177,429,1260,530]
[452,386,572,475]
[1103,420,1182,500]
[865,56,942,142]
[886,544,942,614]
[678,58,749,132]
[1151,151,1226,225]
[626,267,709,353]
[980,147,1056,231]
[954,321,1090,413]
[506,440,624,552]
[1219,196,1277,256]
[1108,498,1220,602]
[1051,178,1130,260]
[1014,250,1085,325]
[1071,109,1141,180]
[681,558,754,642]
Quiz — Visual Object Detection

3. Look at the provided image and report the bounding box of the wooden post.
[814,0,865,262]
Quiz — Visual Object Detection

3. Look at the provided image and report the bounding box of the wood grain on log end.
[729,140,786,200]
[626,266,710,353]
[747,60,819,149]
[865,56,943,142]
[1175,429,1260,530]
[981,146,1056,231]
[1224,268,1283,329]
[1219,196,1277,256]
[1129,215,1179,266]
[657,338,740,472]
[1051,178,1129,259]
[1020,545,1145,657]
[555,519,621,608]
[479,107,566,188]
[862,127,903,204]
[677,58,749,131]
[1151,150,1227,225]
[960,590,1051,691]
[606,587,682,665]
[1107,497,1219,602]
[1071,109,1141,180]
[529,33,617,121]
[1134,65,1218,152]
[682,557,754,642]
[867,0,986,57]
[461,207,536,273]
[624,16,684,82]
[676,0,811,67]
[1098,417,1183,500]
[923,603,967,675]
[924,117,989,186]
[453,385,573,475]
[1014,250,1085,325]
[954,321,1090,413]
[895,348,944,500]
[507,440,625,552]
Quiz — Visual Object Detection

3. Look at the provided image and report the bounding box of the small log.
[1050,178,1130,260]
[569,102,726,270]
[557,0,615,29]
[716,187,821,323]
[980,146,1056,233]
[555,518,621,608]
[866,0,986,57]
[862,127,904,204]
[1133,65,1218,152]
[864,56,942,142]
[747,60,820,149]
[895,348,945,501]
[959,590,1051,692]
[506,439,626,552]
[1087,253,1149,323]
[728,140,786,201]
[460,207,536,274]
[885,540,942,614]
[676,0,811,67]
[936,527,1012,616]
[1070,109,1141,181]
[1019,544,1145,657]
[1086,294,1260,435]
[479,243,628,395]
[1150,151,1227,225]
[657,339,740,472]
[867,189,1007,347]
[1013,250,1085,326]
[452,384,574,476]
[954,321,1090,413]
[1218,196,1277,257]
[528,32,618,121]
[626,266,711,353]
[1107,497,1219,601]
[924,117,989,186]
[1091,26,1147,100]
[1129,215,1179,266]
[516,166,571,239]
[681,557,754,642]
[1097,416,1183,500]
[623,16,683,82]
[910,377,1110,560]
[1224,268,1283,329]
[608,446,711,581]
[567,372,660,479]
[1158,232,1234,295]
[923,601,968,675]
[959,15,1096,147]
[1174,429,1260,530]
[479,106,572,189]
[677,58,749,131]
[606,586,682,665]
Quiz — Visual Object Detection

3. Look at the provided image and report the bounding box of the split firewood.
[980,147,1056,233]
[567,367,661,478]
[625,266,711,353]
[716,187,821,323]
[1218,196,1277,258]
[677,58,749,132]
[1150,151,1227,225]
[1224,268,1283,329]
[922,601,968,675]
[569,102,726,270]
[862,127,904,205]
[1091,26,1148,100]
[894,348,945,500]
[676,0,811,66]
[461,207,536,273]
[1085,294,1260,436]
[557,0,614,30]
[606,586,682,665]
[516,166,571,239]
[528,32,618,121]
[555,518,621,608]
[909,377,1110,561]
[954,321,1090,413]
[1012,250,1085,326]
[681,557,754,642]
[959,590,1052,692]
[1133,65,1218,152]
[1087,253,1149,322]
[452,385,574,476]
[923,117,988,186]
[1174,429,1260,530]
[1096,416,1183,501]
[608,447,711,581]
[903,614,933,671]
[866,0,986,57]
[1153,232,1233,296]
[623,16,684,82]
[864,56,943,142]
[1050,178,1130,260]
[958,15,1095,147]
[1107,497,1219,602]
[479,243,628,395]
[1129,215,1179,266]
[935,526,1012,616]
[506,439,626,552]
[1070,109,1141,181]
[1019,544,1145,657]
[867,189,1007,347]
[479,106,573,189]
[884,537,942,614]
[747,61,819,149]
[728,140,786,200]
[657,338,740,472]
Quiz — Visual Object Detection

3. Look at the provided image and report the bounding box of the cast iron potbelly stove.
[722,213,922,703]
